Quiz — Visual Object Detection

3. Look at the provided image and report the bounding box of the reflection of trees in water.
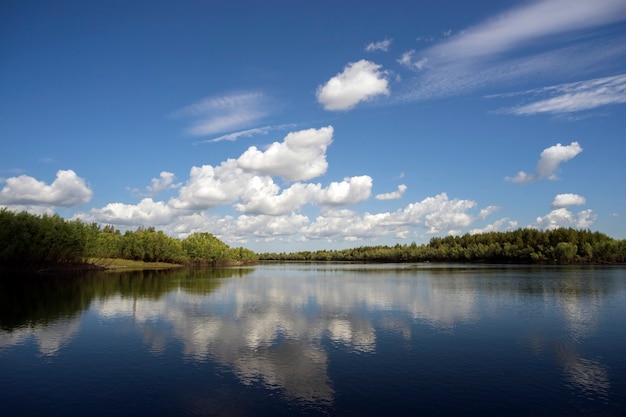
[0,267,251,359]
[1,265,621,406]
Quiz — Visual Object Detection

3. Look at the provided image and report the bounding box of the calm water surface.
[1,263,625,416]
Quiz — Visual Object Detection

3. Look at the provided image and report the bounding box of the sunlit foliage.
[259,228,626,264]
[0,209,257,270]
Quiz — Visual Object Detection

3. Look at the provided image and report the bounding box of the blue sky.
[2,0,625,252]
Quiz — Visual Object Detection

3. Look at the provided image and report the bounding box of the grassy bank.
[89,258,184,272]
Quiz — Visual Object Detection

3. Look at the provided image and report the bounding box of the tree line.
[259,228,626,264]
[0,209,257,271]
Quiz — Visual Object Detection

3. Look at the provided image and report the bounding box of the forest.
[259,228,626,264]
[0,209,257,272]
[2,209,626,272]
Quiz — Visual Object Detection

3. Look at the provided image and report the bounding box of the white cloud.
[171,159,248,210]
[506,141,582,183]
[503,74,626,115]
[531,208,596,230]
[552,193,586,208]
[198,124,297,144]
[146,171,180,196]
[316,60,389,111]
[235,213,310,238]
[536,142,583,180]
[171,92,268,136]
[234,180,321,216]
[0,170,92,207]
[302,193,480,242]
[365,38,392,52]
[478,205,500,219]
[469,218,518,235]
[428,0,626,62]
[318,176,372,207]
[86,198,175,226]
[237,126,333,182]
[397,50,428,70]
[375,184,407,200]
[399,0,626,102]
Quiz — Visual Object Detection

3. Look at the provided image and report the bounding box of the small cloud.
[316,60,389,111]
[506,141,582,183]
[505,171,534,184]
[442,29,452,37]
[375,184,407,200]
[365,38,392,52]
[609,212,620,217]
[530,208,596,230]
[479,205,500,219]
[551,193,586,208]
[146,172,181,196]
[397,50,428,70]
[170,92,269,136]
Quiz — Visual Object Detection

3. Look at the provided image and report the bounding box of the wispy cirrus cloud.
[197,124,297,144]
[170,92,269,136]
[427,0,626,62]
[398,0,626,102]
[497,74,626,115]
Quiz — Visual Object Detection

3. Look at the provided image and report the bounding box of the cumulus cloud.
[375,184,407,200]
[171,92,268,136]
[86,198,175,226]
[171,159,247,210]
[365,38,392,52]
[531,208,596,230]
[234,180,321,216]
[68,124,538,246]
[0,170,92,207]
[235,213,310,238]
[302,193,480,242]
[238,126,334,182]
[469,218,519,235]
[145,171,180,196]
[506,141,582,183]
[316,60,389,111]
[318,176,372,207]
[552,193,586,208]
[501,73,626,115]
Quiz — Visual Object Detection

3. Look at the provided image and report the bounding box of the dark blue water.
[1,264,625,416]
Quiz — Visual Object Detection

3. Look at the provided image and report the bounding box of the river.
[1,263,625,416]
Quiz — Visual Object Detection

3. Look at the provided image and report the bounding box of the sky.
[1,0,625,253]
